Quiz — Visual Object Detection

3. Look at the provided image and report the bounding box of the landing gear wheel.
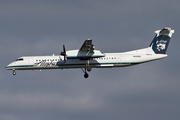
[13,70,16,75]
[84,73,89,78]
[87,67,91,72]
[81,68,90,78]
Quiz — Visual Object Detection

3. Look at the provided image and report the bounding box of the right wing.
[79,39,94,55]
[66,39,105,60]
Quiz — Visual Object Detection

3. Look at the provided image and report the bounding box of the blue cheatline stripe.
[67,55,105,60]
[67,55,105,58]
[6,65,34,68]
[6,62,140,68]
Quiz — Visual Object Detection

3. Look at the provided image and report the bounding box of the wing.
[66,39,105,60]
[79,39,94,54]
[78,39,105,60]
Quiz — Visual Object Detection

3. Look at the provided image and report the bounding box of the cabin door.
[28,58,34,66]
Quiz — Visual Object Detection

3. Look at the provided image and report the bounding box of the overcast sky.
[1,0,180,120]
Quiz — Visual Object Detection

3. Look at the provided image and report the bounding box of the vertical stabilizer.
[149,28,174,54]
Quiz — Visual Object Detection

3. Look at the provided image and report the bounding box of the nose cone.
[5,65,10,70]
[5,62,14,70]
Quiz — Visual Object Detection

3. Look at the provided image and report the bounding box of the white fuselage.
[5,27,174,78]
[6,47,167,70]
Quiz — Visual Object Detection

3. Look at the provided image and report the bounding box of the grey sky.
[1,0,180,120]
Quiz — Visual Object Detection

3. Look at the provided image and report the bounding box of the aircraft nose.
[5,64,11,70]
[5,65,10,70]
[5,63,14,70]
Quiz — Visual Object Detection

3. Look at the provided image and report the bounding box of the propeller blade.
[63,44,66,55]
[60,44,66,63]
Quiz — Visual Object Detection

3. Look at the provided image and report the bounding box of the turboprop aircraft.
[6,28,174,78]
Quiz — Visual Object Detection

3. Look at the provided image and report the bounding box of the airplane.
[6,27,174,78]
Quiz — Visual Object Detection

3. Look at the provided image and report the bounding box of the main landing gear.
[13,70,16,75]
[81,67,91,78]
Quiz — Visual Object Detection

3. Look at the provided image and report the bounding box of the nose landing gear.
[13,70,16,75]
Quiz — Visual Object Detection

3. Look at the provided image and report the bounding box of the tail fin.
[149,28,174,54]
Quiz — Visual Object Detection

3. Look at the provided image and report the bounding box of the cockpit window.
[15,58,24,61]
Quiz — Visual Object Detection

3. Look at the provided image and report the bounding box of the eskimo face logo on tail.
[156,40,167,51]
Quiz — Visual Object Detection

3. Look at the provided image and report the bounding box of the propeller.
[60,44,66,63]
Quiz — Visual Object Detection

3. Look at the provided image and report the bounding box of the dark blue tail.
[149,28,174,54]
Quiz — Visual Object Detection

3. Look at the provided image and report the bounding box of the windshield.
[15,58,24,61]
